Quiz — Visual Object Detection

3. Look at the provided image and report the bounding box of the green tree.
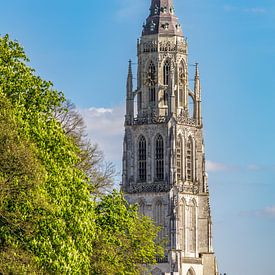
[0,34,163,274]
[0,35,95,273]
[90,191,163,274]
[0,94,43,274]
[54,100,115,195]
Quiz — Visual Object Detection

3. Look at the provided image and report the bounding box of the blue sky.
[1,0,275,274]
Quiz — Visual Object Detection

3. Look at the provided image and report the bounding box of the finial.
[128,59,132,75]
[195,63,200,78]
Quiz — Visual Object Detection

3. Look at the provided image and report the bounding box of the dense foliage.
[0,35,163,274]
[91,191,162,274]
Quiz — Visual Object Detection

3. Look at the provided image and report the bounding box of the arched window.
[148,62,156,104]
[187,267,196,275]
[154,200,164,240]
[187,200,196,253]
[138,136,146,182]
[149,87,156,103]
[176,136,183,181]
[179,199,185,250]
[179,63,185,86]
[186,137,194,182]
[178,62,185,107]
[163,60,170,85]
[155,135,164,181]
[139,200,146,215]
[148,61,156,85]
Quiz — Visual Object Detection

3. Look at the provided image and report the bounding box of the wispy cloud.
[240,206,275,219]
[247,164,261,171]
[243,8,266,14]
[206,160,229,172]
[79,105,125,166]
[223,5,267,14]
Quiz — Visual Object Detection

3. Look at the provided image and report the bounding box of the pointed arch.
[154,200,164,240]
[178,60,186,107]
[186,136,194,182]
[148,60,156,85]
[187,267,196,275]
[148,61,156,103]
[138,135,146,182]
[178,197,186,250]
[176,135,183,181]
[138,199,146,215]
[187,199,196,253]
[178,59,186,86]
[163,59,170,86]
[155,134,164,181]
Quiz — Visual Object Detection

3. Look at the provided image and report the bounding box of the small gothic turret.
[126,60,134,122]
[194,63,202,127]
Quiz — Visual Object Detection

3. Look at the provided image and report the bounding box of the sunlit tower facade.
[122,1,219,274]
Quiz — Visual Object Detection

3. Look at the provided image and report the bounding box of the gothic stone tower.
[122,1,218,274]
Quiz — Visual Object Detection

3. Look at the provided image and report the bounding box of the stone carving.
[159,41,176,52]
[177,183,200,195]
[143,40,158,53]
[128,114,168,126]
[124,182,170,193]
[177,110,197,126]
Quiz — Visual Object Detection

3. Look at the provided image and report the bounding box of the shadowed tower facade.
[122,0,218,274]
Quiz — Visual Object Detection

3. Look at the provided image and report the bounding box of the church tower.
[122,1,218,274]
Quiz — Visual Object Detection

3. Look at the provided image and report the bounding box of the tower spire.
[126,60,134,121]
[194,63,202,127]
[127,59,133,96]
[142,0,183,36]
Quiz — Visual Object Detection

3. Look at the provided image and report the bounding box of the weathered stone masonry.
[122,1,219,274]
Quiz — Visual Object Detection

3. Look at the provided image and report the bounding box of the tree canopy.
[0,34,163,274]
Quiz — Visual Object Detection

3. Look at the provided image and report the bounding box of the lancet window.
[176,137,183,181]
[148,61,156,103]
[178,62,185,107]
[187,200,196,253]
[139,200,146,215]
[179,63,185,86]
[178,199,185,250]
[154,200,164,240]
[186,137,194,181]
[179,88,184,107]
[155,135,164,181]
[163,60,170,85]
[138,136,147,182]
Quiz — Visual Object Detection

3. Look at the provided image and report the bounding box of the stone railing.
[123,182,171,194]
